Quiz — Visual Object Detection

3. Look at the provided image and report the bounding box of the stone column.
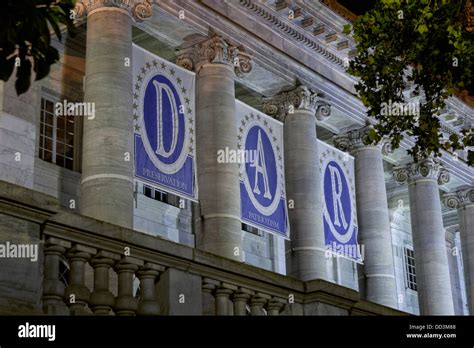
[43,238,71,315]
[444,188,474,314]
[74,0,152,228]
[333,126,397,309]
[266,298,285,316]
[114,257,143,316]
[64,245,96,315]
[202,278,218,315]
[263,85,331,281]
[214,287,233,316]
[232,290,251,316]
[137,262,164,315]
[249,296,267,316]
[394,157,454,315]
[176,34,252,261]
[89,251,119,315]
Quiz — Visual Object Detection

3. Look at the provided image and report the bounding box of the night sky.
[337,0,378,15]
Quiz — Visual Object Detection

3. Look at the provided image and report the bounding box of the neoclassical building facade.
[0,0,472,316]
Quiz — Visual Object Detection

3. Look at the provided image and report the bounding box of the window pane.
[57,116,66,129]
[45,113,54,126]
[66,119,75,133]
[45,100,54,113]
[57,128,65,142]
[65,145,74,159]
[44,125,53,138]
[66,131,74,146]
[56,156,65,167]
[56,142,65,156]
[65,158,74,170]
[143,186,152,198]
[43,150,53,162]
[44,138,53,151]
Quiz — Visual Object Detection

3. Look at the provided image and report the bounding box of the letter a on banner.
[133,44,198,200]
[236,100,289,238]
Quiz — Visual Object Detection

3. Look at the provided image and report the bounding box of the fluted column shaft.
[177,35,252,261]
[444,188,474,314]
[394,158,454,315]
[263,85,331,281]
[334,127,397,308]
[77,0,152,228]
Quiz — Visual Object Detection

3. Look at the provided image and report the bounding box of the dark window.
[242,223,260,235]
[143,185,152,198]
[143,184,177,206]
[39,98,76,170]
[154,189,168,204]
[404,247,417,291]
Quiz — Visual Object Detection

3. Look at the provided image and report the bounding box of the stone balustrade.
[0,181,405,316]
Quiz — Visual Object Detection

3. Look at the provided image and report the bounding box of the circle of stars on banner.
[320,149,357,226]
[237,112,286,197]
[133,60,195,154]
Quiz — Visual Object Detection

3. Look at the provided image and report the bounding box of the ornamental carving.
[262,85,331,122]
[74,0,153,22]
[333,125,393,156]
[176,34,252,76]
[443,188,474,209]
[393,157,450,185]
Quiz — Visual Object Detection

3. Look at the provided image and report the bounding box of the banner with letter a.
[236,101,289,238]
[318,141,362,262]
[133,44,197,200]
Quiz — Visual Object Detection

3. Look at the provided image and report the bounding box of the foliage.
[0,0,76,95]
[343,0,474,165]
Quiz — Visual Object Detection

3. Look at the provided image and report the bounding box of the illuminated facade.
[0,0,472,316]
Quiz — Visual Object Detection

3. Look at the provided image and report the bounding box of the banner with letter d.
[132,44,197,200]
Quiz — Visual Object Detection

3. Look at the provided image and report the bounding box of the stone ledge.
[0,181,409,316]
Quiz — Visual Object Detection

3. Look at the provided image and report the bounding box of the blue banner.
[237,101,289,238]
[133,44,197,200]
[318,142,362,262]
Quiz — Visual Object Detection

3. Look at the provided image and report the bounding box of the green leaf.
[417,24,428,34]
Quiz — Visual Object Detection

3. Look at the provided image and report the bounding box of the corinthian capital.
[333,125,393,155]
[74,0,153,21]
[443,188,474,209]
[176,34,252,76]
[393,157,450,185]
[262,85,331,122]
